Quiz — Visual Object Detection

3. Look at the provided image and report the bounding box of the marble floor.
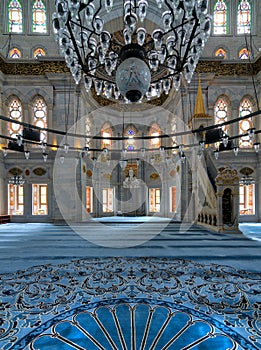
[0,219,260,349]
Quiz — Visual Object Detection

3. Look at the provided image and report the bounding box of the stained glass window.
[239,183,255,215]
[150,123,161,148]
[8,0,23,33]
[213,0,228,35]
[239,98,253,148]
[215,48,227,58]
[237,0,251,34]
[86,186,93,213]
[33,96,47,142]
[8,97,23,138]
[32,0,47,33]
[124,125,137,151]
[34,48,46,58]
[9,47,22,59]
[239,48,250,59]
[32,184,48,215]
[149,188,161,212]
[8,184,24,215]
[101,123,112,149]
[214,97,228,132]
[102,188,114,212]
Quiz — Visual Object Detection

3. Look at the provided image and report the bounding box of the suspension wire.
[0,109,260,142]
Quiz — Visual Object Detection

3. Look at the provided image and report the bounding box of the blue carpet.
[0,257,260,349]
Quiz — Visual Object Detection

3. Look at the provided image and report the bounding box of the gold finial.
[193,75,206,116]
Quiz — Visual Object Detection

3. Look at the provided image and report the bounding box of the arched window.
[9,47,22,59]
[149,123,161,148]
[237,0,251,34]
[32,96,47,142]
[8,0,23,33]
[239,48,250,59]
[8,96,23,138]
[239,97,253,148]
[33,48,46,58]
[214,97,228,132]
[213,0,228,35]
[101,123,112,149]
[124,125,137,151]
[32,0,47,33]
[215,48,227,58]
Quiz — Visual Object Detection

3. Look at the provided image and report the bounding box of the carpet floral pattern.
[0,258,260,349]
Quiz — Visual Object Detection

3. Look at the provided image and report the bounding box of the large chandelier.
[53,0,211,103]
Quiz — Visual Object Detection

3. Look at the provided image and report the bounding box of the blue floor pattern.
[0,221,260,349]
[0,257,260,349]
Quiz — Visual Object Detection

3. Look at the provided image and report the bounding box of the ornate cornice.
[0,54,259,107]
[1,54,260,77]
[196,55,261,76]
[0,55,70,75]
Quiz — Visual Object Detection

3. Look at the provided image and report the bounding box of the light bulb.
[253,142,260,153]
[214,150,219,160]
[24,150,30,160]
[43,152,48,162]
[64,143,69,153]
[233,147,239,156]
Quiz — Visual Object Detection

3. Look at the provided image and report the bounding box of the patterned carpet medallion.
[0,258,260,350]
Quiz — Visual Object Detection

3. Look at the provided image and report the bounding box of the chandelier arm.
[180,8,200,71]
[66,19,85,69]
[77,8,87,62]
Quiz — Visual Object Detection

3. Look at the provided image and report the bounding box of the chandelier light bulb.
[253,142,260,153]
[160,146,165,156]
[24,150,30,160]
[41,141,47,152]
[199,141,205,151]
[222,134,229,147]
[233,146,239,156]
[43,152,48,162]
[17,135,22,147]
[3,147,8,157]
[64,143,70,153]
[60,154,65,164]
[248,127,256,140]
[53,0,211,103]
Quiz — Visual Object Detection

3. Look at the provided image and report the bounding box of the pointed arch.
[215,47,227,59]
[214,96,230,132]
[149,122,161,149]
[33,47,46,58]
[238,48,250,59]
[8,95,23,138]
[9,47,22,59]
[32,95,47,142]
[213,0,228,35]
[32,0,47,33]
[237,0,251,34]
[101,122,113,149]
[8,0,23,33]
[239,96,253,148]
